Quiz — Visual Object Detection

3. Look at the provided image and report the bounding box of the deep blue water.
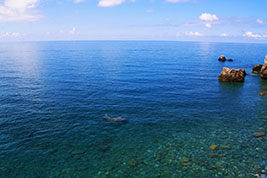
[0,41,266,177]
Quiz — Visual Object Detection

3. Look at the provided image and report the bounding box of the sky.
[0,0,267,43]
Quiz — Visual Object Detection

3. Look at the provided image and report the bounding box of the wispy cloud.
[74,0,86,3]
[256,19,264,24]
[145,9,154,13]
[185,31,203,36]
[69,27,79,35]
[220,33,229,37]
[0,0,41,22]
[165,0,190,3]
[0,32,21,38]
[244,32,267,38]
[98,0,136,7]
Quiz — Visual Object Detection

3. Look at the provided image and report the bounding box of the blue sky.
[0,0,267,42]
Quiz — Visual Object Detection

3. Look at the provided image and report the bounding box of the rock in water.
[104,114,127,122]
[218,67,246,82]
[218,55,226,62]
[259,92,267,96]
[227,59,233,62]
[252,64,263,73]
[261,55,267,79]
[253,131,266,138]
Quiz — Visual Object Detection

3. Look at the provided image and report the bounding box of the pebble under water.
[0,41,266,178]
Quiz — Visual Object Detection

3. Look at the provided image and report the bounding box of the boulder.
[218,55,226,62]
[259,92,267,96]
[261,55,267,79]
[218,67,246,82]
[252,64,263,73]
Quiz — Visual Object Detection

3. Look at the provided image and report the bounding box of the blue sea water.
[0,41,266,177]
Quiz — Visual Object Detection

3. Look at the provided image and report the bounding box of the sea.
[0,41,266,177]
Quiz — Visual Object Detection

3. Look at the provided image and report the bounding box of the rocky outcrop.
[218,55,226,62]
[218,55,234,62]
[259,92,267,96]
[218,67,246,82]
[252,64,263,73]
[261,55,267,79]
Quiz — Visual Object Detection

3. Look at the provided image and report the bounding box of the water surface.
[0,41,266,177]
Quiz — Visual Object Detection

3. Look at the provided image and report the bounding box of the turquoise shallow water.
[0,41,266,177]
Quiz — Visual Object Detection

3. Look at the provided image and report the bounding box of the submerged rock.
[252,64,263,73]
[218,67,246,82]
[253,131,266,138]
[227,59,233,62]
[104,114,127,123]
[218,55,226,62]
[261,55,267,79]
[209,145,218,150]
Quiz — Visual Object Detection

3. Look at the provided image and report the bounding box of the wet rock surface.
[252,64,263,73]
[218,55,226,62]
[218,67,246,82]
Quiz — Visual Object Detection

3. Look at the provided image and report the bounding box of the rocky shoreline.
[218,54,267,87]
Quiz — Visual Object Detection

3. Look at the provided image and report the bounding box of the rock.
[218,67,246,82]
[218,55,233,62]
[252,64,263,73]
[261,55,267,79]
[259,92,267,96]
[208,153,218,158]
[209,145,218,150]
[218,55,226,62]
[129,159,138,167]
[104,114,127,123]
[183,163,192,166]
[209,165,217,170]
[253,131,266,138]
[180,158,189,163]
[220,145,230,150]
[254,165,262,169]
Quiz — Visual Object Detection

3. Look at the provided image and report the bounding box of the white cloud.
[220,33,229,37]
[0,32,21,38]
[69,27,79,35]
[145,9,153,13]
[244,32,265,38]
[74,0,85,3]
[0,0,40,22]
[256,19,264,24]
[165,0,190,3]
[205,23,211,28]
[199,13,219,21]
[185,31,203,37]
[98,0,135,7]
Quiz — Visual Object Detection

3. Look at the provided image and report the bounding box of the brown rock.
[218,67,246,82]
[253,131,266,138]
[227,59,233,62]
[252,64,263,73]
[218,55,226,62]
[208,153,218,158]
[259,92,267,96]
[209,145,218,150]
[261,55,267,79]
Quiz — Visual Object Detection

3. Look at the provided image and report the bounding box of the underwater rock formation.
[104,114,127,122]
